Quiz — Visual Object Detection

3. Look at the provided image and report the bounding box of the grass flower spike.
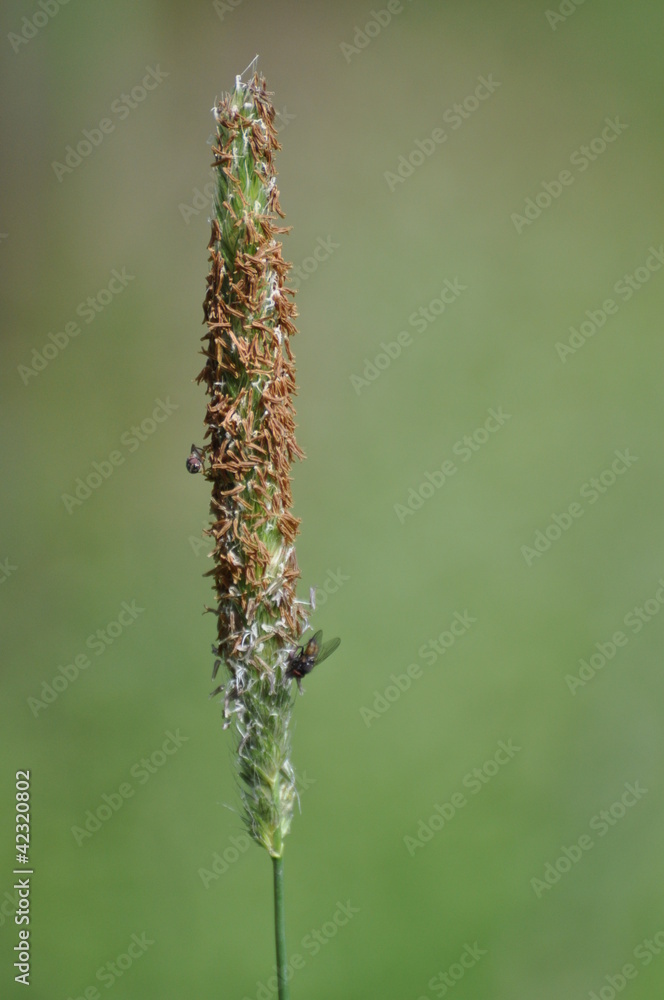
[196,65,308,861]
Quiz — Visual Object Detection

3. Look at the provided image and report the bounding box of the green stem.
[272,855,290,1000]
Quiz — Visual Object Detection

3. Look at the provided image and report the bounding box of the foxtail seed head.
[196,70,308,856]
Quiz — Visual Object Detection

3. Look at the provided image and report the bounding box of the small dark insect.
[286,630,341,693]
[186,444,204,474]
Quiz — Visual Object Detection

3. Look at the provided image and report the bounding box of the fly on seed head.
[285,630,341,693]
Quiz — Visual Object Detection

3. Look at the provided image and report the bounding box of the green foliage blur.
[2,1,664,997]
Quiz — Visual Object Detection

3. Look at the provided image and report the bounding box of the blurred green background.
[2,1,664,997]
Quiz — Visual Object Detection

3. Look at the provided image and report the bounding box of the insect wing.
[313,636,341,665]
[304,630,323,657]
